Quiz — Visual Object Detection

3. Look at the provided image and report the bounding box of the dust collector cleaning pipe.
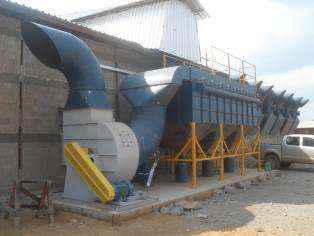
[21,22,110,109]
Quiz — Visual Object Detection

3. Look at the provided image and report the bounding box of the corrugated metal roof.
[0,0,161,55]
[68,0,209,21]
[161,0,201,62]
[79,0,201,63]
[82,1,167,50]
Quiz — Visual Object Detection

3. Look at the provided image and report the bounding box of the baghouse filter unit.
[121,65,262,166]
[257,82,308,136]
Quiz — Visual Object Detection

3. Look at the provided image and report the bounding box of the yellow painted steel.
[64,142,115,203]
[160,122,262,188]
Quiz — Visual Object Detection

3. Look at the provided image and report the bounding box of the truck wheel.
[264,153,280,170]
[280,162,291,169]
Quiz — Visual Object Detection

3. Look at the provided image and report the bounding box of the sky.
[11,0,314,120]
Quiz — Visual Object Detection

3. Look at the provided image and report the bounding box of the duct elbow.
[21,22,110,109]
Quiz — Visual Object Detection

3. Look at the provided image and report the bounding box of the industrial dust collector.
[257,83,308,137]
[120,66,262,162]
[21,21,307,199]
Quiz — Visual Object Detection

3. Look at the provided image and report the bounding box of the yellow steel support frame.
[160,123,262,188]
[64,142,115,202]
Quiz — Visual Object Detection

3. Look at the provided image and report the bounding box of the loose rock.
[70,219,78,224]
[175,200,202,210]
[236,180,251,189]
[196,213,208,219]
[160,207,170,214]
[212,188,224,196]
[224,185,236,194]
[169,206,184,216]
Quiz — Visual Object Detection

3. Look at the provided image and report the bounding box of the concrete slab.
[52,169,266,225]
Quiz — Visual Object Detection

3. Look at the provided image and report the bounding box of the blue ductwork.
[121,66,261,165]
[120,66,188,165]
[21,22,110,109]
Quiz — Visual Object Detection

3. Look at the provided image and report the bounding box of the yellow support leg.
[219,123,225,181]
[256,126,262,172]
[240,125,246,176]
[191,122,197,188]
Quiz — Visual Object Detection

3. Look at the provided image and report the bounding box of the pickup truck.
[261,134,314,169]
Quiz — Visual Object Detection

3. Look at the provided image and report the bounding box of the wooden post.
[191,122,197,188]
[219,124,224,181]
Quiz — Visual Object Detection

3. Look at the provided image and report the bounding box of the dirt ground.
[1,164,314,236]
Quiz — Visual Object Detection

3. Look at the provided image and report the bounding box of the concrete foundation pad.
[52,169,268,225]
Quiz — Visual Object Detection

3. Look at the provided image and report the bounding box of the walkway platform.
[52,169,267,225]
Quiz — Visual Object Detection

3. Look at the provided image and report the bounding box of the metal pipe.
[21,22,110,109]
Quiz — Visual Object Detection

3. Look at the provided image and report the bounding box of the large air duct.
[22,22,139,202]
[120,66,187,165]
[21,22,110,109]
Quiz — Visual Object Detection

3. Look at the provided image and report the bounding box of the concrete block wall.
[0,12,163,194]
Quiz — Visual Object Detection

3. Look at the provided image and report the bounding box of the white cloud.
[198,0,312,73]
[259,65,314,120]
[198,0,298,56]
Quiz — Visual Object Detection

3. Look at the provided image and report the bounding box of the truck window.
[286,136,300,146]
[303,137,314,147]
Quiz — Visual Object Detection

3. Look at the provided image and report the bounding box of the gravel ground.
[1,164,314,236]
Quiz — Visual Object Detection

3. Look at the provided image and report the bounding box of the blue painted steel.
[21,22,110,109]
[224,158,235,173]
[201,160,215,177]
[120,66,188,165]
[257,83,308,135]
[167,69,261,127]
[175,163,189,183]
[131,106,166,165]
[121,65,261,166]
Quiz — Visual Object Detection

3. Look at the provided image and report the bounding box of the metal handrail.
[162,45,257,93]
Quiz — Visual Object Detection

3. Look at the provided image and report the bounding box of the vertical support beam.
[13,180,21,229]
[254,65,257,95]
[257,126,262,172]
[240,125,246,176]
[47,180,55,225]
[114,62,120,121]
[211,46,215,79]
[219,123,224,181]
[163,54,167,68]
[227,54,231,80]
[241,60,245,83]
[18,39,24,182]
[191,122,197,188]
[171,160,175,180]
